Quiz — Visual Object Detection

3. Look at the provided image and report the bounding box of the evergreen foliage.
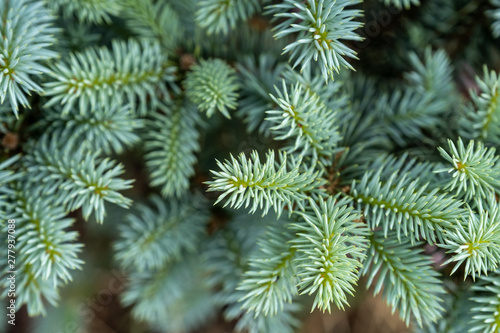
[376,88,447,146]
[267,80,341,164]
[350,168,463,243]
[206,150,324,216]
[458,67,500,144]
[381,0,420,9]
[144,102,201,197]
[4,0,500,332]
[268,0,363,81]
[436,138,500,201]
[122,0,181,52]
[490,0,500,38]
[43,103,143,154]
[237,220,298,317]
[115,194,208,271]
[441,197,500,280]
[184,58,239,119]
[121,256,215,332]
[196,0,260,35]
[0,0,58,117]
[204,211,302,333]
[236,54,286,134]
[21,132,133,223]
[5,191,83,315]
[361,231,445,327]
[414,287,475,333]
[470,273,500,333]
[291,196,369,312]
[49,0,122,24]
[44,38,176,115]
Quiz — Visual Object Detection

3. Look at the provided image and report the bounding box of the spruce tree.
[2,0,500,332]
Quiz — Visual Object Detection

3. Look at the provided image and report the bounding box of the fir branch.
[236,54,286,134]
[196,0,260,35]
[2,178,81,318]
[489,0,500,38]
[10,263,59,316]
[360,231,446,327]
[232,302,302,333]
[22,132,133,223]
[205,210,269,298]
[11,192,83,286]
[414,288,475,333]
[267,80,341,164]
[121,257,216,332]
[282,65,349,114]
[115,195,209,271]
[350,169,465,244]
[268,0,363,81]
[335,110,391,169]
[377,88,449,146]
[458,67,500,144]
[470,272,500,333]
[374,49,455,147]
[0,154,20,192]
[0,0,59,117]
[43,103,143,154]
[55,20,100,55]
[184,58,239,119]
[44,39,177,115]
[122,0,181,51]
[441,198,500,280]
[405,48,455,101]
[291,196,369,312]
[381,0,420,9]
[144,102,200,197]
[206,150,324,216]
[436,138,500,201]
[343,73,379,116]
[49,0,122,24]
[205,212,301,333]
[367,153,444,189]
[166,0,198,34]
[237,220,298,316]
